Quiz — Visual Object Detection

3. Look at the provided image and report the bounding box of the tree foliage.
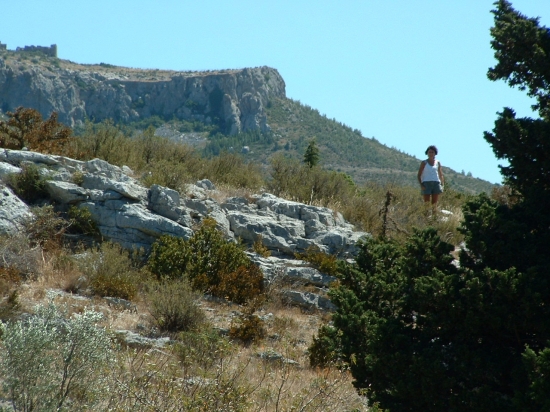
[0,107,73,153]
[312,2,550,410]
[479,0,550,282]
[303,138,320,168]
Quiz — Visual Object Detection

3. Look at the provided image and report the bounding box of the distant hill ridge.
[0,47,284,135]
[0,47,496,193]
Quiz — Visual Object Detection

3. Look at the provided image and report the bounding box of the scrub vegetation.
[1,2,547,410]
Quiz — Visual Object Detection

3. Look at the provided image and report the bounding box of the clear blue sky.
[2,1,549,184]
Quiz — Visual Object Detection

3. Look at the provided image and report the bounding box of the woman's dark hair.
[425,145,438,155]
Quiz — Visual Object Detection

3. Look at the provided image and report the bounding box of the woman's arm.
[418,161,425,185]
[438,161,444,185]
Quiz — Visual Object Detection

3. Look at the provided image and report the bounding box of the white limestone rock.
[0,184,32,235]
[45,180,88,204]
[0,162,21,180]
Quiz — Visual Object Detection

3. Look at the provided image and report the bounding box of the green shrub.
[7,164,49,204]
[146,234,191,280]
[0,300,114,411]
[77,241,144,300]
[174,328,233,370]
[67,205,100,236]
[295,246,339,276]
[23,205,69,250]
[146,278,206,333]
[229,310,267,344]
[148,218,264,304]
[308,324,343,368]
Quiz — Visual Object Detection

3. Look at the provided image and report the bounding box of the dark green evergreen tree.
[463,0,550,288]
[310,2,550,410]
[303,138,320,168]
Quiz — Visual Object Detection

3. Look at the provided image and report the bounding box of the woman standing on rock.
[417,145,444,205]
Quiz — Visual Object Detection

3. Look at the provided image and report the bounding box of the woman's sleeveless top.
[421,160,440,182]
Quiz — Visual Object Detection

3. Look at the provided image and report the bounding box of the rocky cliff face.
[0,52,285,134]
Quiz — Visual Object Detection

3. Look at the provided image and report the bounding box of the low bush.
[0,287,20,322]
[201,152,264,190]
[229,310,267,344]
[72,119,134,164]
[213,264,265,306]
[77,241,145,300]
[252,234,270,257]
[0,234,42,278]
[148,218,265,304]
[174,328,233,371]
[108,348,251,411]
[146,278,207,333]
[295,245,339,276]
[67,205,100,237]
[71,170,84,185]
[271,315,299,338]
[139,158,195,191]
[0,300,114,411]
[268,155,356,206]
[6,164,49,204]
[24,205,69,250]
[340,183,467,245]
[0,107,73,154]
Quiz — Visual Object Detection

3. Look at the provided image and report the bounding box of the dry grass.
[206,182,262,205]
[0,234,369,411]
[102,302,366,411]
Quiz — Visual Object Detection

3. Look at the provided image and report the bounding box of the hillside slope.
[213,98,496,193]
[0,48,496,194]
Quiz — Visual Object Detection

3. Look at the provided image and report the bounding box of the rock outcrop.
[0,149,369,310]
[0,52,285,135]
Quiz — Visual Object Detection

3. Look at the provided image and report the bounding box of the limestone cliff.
[0,50,286,134]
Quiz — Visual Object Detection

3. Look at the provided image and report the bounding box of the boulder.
[81,174,147,201]
[0,162,21,180]
[0,185,32,235]
[45,181,88,204]
[148,184,194,227]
